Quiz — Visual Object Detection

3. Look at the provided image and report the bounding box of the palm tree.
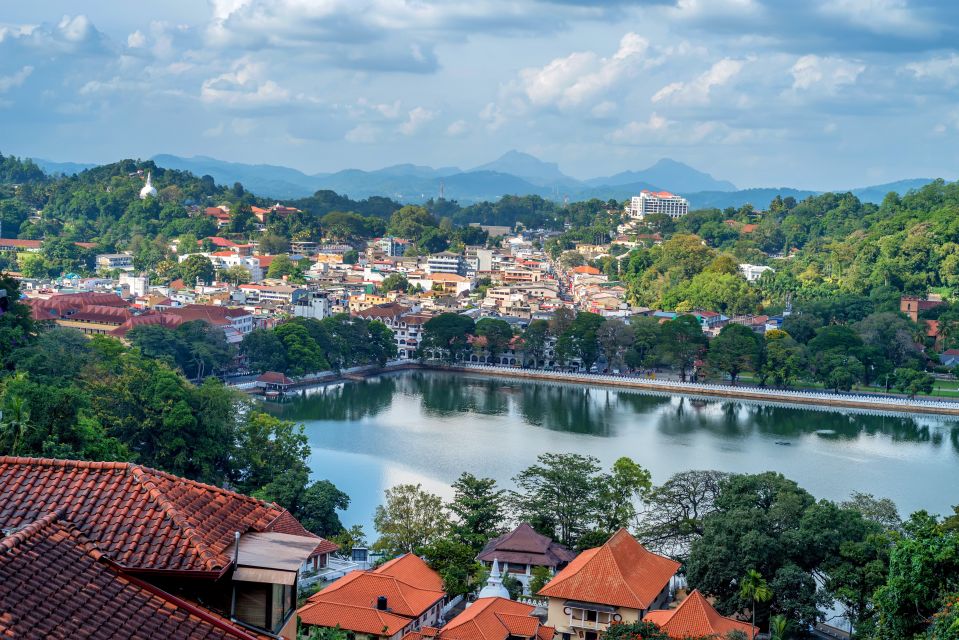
[769,614,790,640]
[739,569,772,639]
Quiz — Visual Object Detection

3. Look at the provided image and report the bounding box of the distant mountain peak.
[586,157,737,193]
[470,150,571,185]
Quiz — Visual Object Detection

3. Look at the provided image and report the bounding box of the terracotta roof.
[354,303,411,319]
[0,457,323,573]
[0,238,42,249]
[299,600,413,636]
[0,511,264,640]
[111,312,184,338]
[404,598,551,640]
[308,569,444,619]
[477,523,576,568]
[256,371,295,386]
[166,304,250,325]
[570,266,601,275]
[376,553,446,592]
[643,590,756,639]
[70,304,135,325]
[537,529,679,610]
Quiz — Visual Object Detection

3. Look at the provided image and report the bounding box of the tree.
[240,328,288,373]
[267,254,299,279]
[448,473,507,551]
[659,315,706,381]
[761,334,806,387]
[275,322,328,375]
[475,318,514,361]
[420,538,484,597]
[707,323,760,384]
[602,621,671,640]
[768,615,790,640]
[521,320,549,367]
[597,318,634,371]
[179,254,215,285]
[596,457,652,532]
[420,313,475,362]
[625,317,661,371]
[512,453,603,547]
[381,272,409,292]
[373,483,450,555]
[739,569,772,638]
[555,311,605,370]
[330,525,367,557]
[637,470,729,559]
[893,367,934,398]
[221,264,251,285]
[529,565,552,594]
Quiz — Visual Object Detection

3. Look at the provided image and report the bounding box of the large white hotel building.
[628,190,689,219]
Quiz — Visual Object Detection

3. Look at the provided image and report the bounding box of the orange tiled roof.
[643,590,756,639]
[537,529,679,610]
[569,266,601,275]
[0,457,330,573]
[404,598,551,640]
[307,567,444,619]
[299,600,413,636]
[376,553,445,592]
[0,511,264,640]
[166,304,250,325]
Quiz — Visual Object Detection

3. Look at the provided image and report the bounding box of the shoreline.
[245,362,959,417]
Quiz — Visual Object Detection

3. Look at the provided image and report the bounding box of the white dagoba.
[477,558,510,600]
[139,171,158,200]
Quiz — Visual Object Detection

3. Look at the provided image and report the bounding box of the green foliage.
[529,565,552,594]
[501,573,524,600]
[373,483,450,555]
[448,472,507,551]
[420,313,476,362]
[420,537,484,597]
[658,315,706,381]
[179,254,215,285]
[707,323,761,383]
[475,318,514,359]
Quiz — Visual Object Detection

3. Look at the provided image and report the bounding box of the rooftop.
[643,590,756,639]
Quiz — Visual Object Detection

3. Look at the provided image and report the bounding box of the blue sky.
[1,0,958,190]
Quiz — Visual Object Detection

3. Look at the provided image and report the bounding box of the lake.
[269,370,959,533]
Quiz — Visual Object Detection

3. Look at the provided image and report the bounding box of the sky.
[1,0,958,190]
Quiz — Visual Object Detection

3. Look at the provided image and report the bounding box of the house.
[477,524,577,595]
[96,253,135,272]
[403,597,555,640]
[643,590,756,639]
[298,554,446,640]
[427,252,467,276]
[0,456,338,639]
[900,294,944,323]
[257,371,295,392]
[738,264,774,282]
[353,303,431,359]
[538,529,680,640]
[940,349,959,367]
[166,304,254,343]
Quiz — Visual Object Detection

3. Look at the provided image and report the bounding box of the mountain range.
[32,151,938,210]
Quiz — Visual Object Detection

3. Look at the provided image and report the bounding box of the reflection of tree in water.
[409,373,511,417]
[271,376,397,422]
[516,383,667,436]
[656,398,959,452]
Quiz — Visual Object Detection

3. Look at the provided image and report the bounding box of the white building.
[96,254,135,272]
[739,263,775,282]
[628,190,689,220]
[426,251,466,276]
[293,291,332,320]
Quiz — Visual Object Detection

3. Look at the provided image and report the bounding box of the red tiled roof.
[537,529,679,610]
[477,523,576,568]
[308,568,444,619]
[69,304,134,325]
[27,293,128,321]
[0,457,327,573]
[299,601,413,637]
[570,266,601,275]
[404,598,551,640]
[204,237,238,248]
[0,238,42,249]
[0,511,264,640]
[256,371,295,386]
[166,304,250,326]
[376,553,445,592]
[643,590,756,639]
[354,303,411,319]
[111,312,184,338]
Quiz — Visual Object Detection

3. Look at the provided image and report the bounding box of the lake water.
[269,371,959,533]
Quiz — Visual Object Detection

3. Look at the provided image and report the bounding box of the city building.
[538,529,680,640]
[0,456,337,639]
[739,263,774,282]
[298,554,446,640]
[627,191,689,220]
[166,304,254,342]
[477,523,576,595]
[294,291,332,320]
[427,252,467,276]
[96,253,135,272]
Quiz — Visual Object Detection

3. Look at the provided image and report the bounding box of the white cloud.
[606,113,671,144]
[446,119,469,137]
[399,106,436,135]
[652,58,743,105]
[817,0,933,36]
[608,112,766,147]
[904,54,959,88]
[127,30,147,48]
[479,102,505,131]
[789,54,865,92]
[345,123,379,143]
[518,32,651,111]
[200,59,290,107]
[0,66,33,92]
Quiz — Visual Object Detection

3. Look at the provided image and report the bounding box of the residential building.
[298,554,446,640]
[627,191,689,220]
[643,590,756,639]
[427,251,467,276]
[0,456,337,639]
[404,597,555,640]
[352,303,430,359]
[166,304,254,343]
[739,263,774,282]
[538,529,680,640]
[238,283,306,304]
[901,294,945,323]
[294,291,332,320]
[96,253,135,272]
[374,237,411,257]
[477,523,576,595]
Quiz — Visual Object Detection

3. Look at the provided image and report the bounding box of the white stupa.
[477,558,510,600]
[139,171,158,200]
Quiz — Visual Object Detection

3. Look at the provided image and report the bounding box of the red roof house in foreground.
[299,553,446,640]
[643,590,757,639]
[0,456,337,639]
